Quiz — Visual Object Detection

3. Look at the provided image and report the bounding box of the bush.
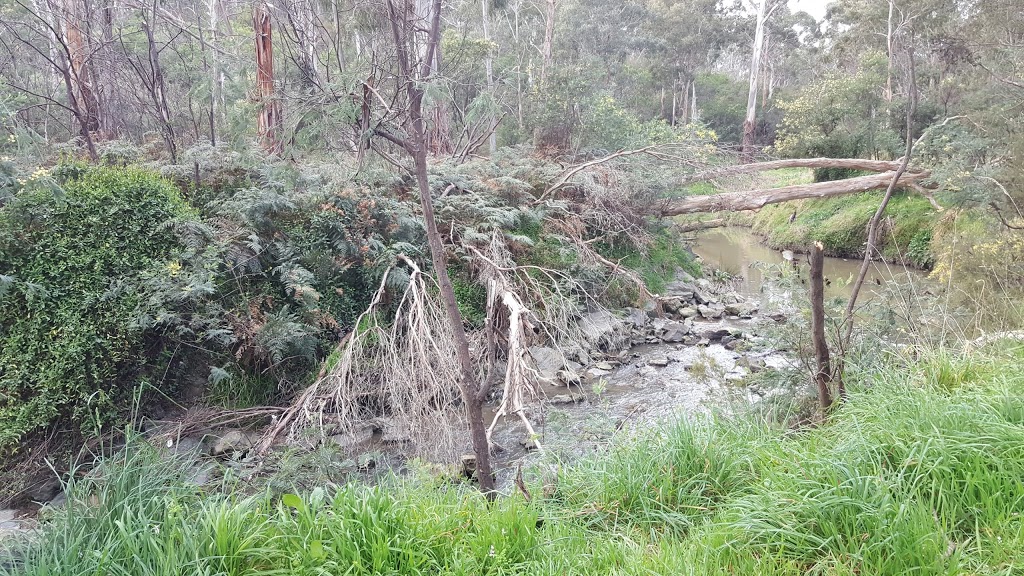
[0,165,193,452]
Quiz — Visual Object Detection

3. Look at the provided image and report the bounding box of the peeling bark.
[254,2,283,155]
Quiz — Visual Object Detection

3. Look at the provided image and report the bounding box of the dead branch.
[676,218,727,233]
[679,157,915,185]
[660,170,929,216]
[538,145,662,201]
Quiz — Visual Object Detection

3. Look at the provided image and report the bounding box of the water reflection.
[691,227,924,299]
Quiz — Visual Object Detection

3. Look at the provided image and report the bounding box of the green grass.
[6,346,1024,575]
[745,190,940,269]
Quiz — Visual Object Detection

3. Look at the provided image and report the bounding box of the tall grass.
[5,347,1024,575]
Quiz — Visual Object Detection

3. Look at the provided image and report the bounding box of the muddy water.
[691,227,923,299]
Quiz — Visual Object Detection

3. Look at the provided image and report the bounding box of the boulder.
[557,369,582,386]
[700,328,732,341]
[697,303,726,319]
[528,346,564,380]
[678,306,699,319]
[647,354,670,367]
[328,426,375,450]
[624,307,649,328]
[660,320,692,343]
[211,429,256,456]
[581,310,630,352]
[549,392,586,404]
[724,301,758,317]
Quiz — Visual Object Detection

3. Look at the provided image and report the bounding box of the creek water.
[690,227,924,299]
[486,228,928,486]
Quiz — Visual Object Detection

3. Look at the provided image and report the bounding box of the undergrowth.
[6,345,1024,575]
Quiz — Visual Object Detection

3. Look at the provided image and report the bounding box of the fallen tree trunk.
[680,157,915,185]
[661,170,929,216]
[675,218,727,233]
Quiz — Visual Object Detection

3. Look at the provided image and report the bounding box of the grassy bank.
[682,168,943,269]
[5,345,1024,575]
[746,190,940,269]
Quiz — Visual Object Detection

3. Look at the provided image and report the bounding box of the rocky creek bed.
[0,270,812,542]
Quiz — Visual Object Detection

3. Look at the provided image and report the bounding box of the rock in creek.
[211,429,256,456]
[549,392,586,404]
[647,354,670,367]
[698,303,726,319]
[659,319,693,343]
[529,346,564,379]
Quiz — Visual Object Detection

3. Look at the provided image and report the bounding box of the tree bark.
[809,241,834,417]
[680,157,916,185]
[385,0,495,493]
[481,0,496,154]
[661,170,928,216]
[254,2,283,155]
[741,0,773,162]
[540,0,556,84]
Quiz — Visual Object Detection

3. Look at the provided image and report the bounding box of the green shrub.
[0,165,193,451]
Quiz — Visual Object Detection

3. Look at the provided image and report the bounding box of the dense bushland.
[0,164,193,451]
[0,149,698,456]
[5,346,1023,575]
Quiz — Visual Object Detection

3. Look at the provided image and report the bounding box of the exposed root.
[260,254,465,461]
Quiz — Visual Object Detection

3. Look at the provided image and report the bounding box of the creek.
[486,227,928,486]
[691,227,924,299]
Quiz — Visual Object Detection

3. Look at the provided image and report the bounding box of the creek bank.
[0,274,806,517]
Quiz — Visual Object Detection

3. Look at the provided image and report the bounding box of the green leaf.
[281,493,304,510]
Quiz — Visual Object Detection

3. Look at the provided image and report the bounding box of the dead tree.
[254,1,283,155]
[368,0,496,492]
[809,241,834,417]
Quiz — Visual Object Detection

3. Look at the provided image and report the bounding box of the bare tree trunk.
[62,0,102,136]
[661,169,928,215]
[540,0,555,84]
[742,0,774,162]
[254,1,283,155]
[886,0,895,105]
[809,241,834,417]
[481,0,496,154]
[142,18,177,162]
[385,0,495,493]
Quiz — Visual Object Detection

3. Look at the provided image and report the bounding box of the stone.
[519,437,540,452]
[697,303,725,319]
[683,335,700,345]
[557,369,582,386]
[647,354,670,367]
[737,356,767,372]
[460,455,477,479]
[624,307,649,328]
[700,327,732,341]
[46,491,67,508]
[678,306,699,319]
[528,346,564,379]
[585,367,611,379]
[660,321,691,343]
[693,287,718,305]
[724,301,758,317]
[27,476,61,502]
[638,366,656,376]
[549,392,586,404]
[581,310,629,351]
[211,429,255,456]
[595,361,615,370]
[328,426,375,450]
